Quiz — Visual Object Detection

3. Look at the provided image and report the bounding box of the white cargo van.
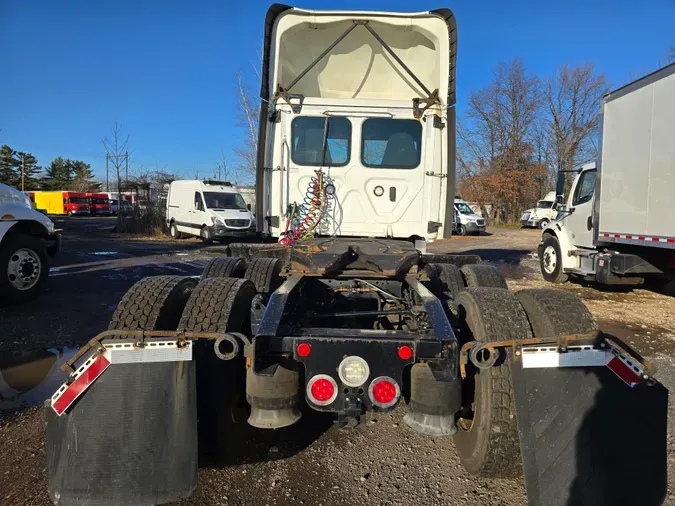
[166,180,256,244]
[453,198,486,235]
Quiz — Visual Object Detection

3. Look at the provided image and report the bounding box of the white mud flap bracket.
[50,339,192,416]
[503,337,668,506]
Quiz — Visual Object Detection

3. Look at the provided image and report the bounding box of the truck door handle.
[389,187,396,202]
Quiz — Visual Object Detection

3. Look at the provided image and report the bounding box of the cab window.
[361,119,422,169]
[291,117,351,167]
[572,170,597,206]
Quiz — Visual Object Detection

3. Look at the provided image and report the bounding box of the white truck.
[256,8,454,246]
[45,7,666,506]
[520,191,557,229]
[166,180,256,243]
[540,63,675,286]
[0,183,60,303]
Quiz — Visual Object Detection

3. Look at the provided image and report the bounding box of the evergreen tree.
[15,151,41,191]
[42,157,74,190]
[69,160,99,191]
[0,145,19,187]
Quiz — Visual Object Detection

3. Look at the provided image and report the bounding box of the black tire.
[244,258,283,294]
[424,263,465,299]
[178,278,256,462]
[516,288,598,337]
[454,287,533,478]
[67,210,73,217]
[108,276,198,331]
[539,219,549,229]
[178,278,256,333]
[539,234,569,284]
[0,234,49,304]
[200,257,247,281]
[200,226,213,245]
[458,224,467,236]
[169,221,182,240]
[460,264,508,289]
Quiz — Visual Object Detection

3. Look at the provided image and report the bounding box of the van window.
[362,119,422,169]
[203,192,248,211]
[194,192,204,211]
[291,117,351,167]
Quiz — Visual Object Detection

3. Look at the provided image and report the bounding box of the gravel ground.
[1,224,673,505]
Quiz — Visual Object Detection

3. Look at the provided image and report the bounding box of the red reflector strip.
[626,235,632,239]
[652,237,660,242]
[614,234,620,238]
[638,236,645,240]
[52,355,110,416]
[607,356,641,388]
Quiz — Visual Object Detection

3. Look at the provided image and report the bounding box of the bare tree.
[544,63,608,176]
[214,148,231,181]
[102,121,130,231]
[234,71,259,181]
[456,58,543,223]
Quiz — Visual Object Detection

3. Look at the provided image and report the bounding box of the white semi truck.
[540,63,675,286]
[45,6,666,506]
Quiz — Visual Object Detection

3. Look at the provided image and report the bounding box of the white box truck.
[166,180,256,243]
[540,63,675,286]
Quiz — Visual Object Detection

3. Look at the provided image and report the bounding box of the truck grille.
[225,219,250,228]
[521,212,530,221]
[476,219,485,226]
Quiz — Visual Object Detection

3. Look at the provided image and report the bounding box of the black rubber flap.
[46,361,197,506]
[511,357,668,506]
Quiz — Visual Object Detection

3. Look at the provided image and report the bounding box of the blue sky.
[2,0,673,183]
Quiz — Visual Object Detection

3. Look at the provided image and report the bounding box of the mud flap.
[511,354,668,506]
[46,358,197,506]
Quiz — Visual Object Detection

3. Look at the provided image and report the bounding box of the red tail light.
[306,374,338,406]
[398,345,413,360]
[368,376,400,408]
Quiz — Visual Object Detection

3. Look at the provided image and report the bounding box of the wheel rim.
[7,248,42,291]
[202,228,209,241]
[542,245,557,274]
[171,224,177,237]
[540,220,549,229]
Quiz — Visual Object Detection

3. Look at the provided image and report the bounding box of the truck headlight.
[44,221,55,233]
[338,356,370,387]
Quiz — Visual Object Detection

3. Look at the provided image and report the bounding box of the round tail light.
[306,374,338,406]
[368,376,400,408]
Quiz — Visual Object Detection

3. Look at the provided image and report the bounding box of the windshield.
[455,202,474,215]
[69,197,88,204]
[536,200,554,209]
[92,198,109,204]
[203,192,247,210]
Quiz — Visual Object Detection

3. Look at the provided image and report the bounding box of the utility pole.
[20,154,25,191]
[125,151,128,187]
[106,154,109,191]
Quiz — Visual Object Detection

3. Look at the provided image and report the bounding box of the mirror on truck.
[555,171,565,205]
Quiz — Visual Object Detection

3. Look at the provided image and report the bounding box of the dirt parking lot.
[1,222,674,505]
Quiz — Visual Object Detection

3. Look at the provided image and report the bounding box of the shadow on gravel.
[451,248,532,265]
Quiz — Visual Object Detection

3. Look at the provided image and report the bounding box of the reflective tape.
[50,340,193,415]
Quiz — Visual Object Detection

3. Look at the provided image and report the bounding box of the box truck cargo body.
[540,63,675,286]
